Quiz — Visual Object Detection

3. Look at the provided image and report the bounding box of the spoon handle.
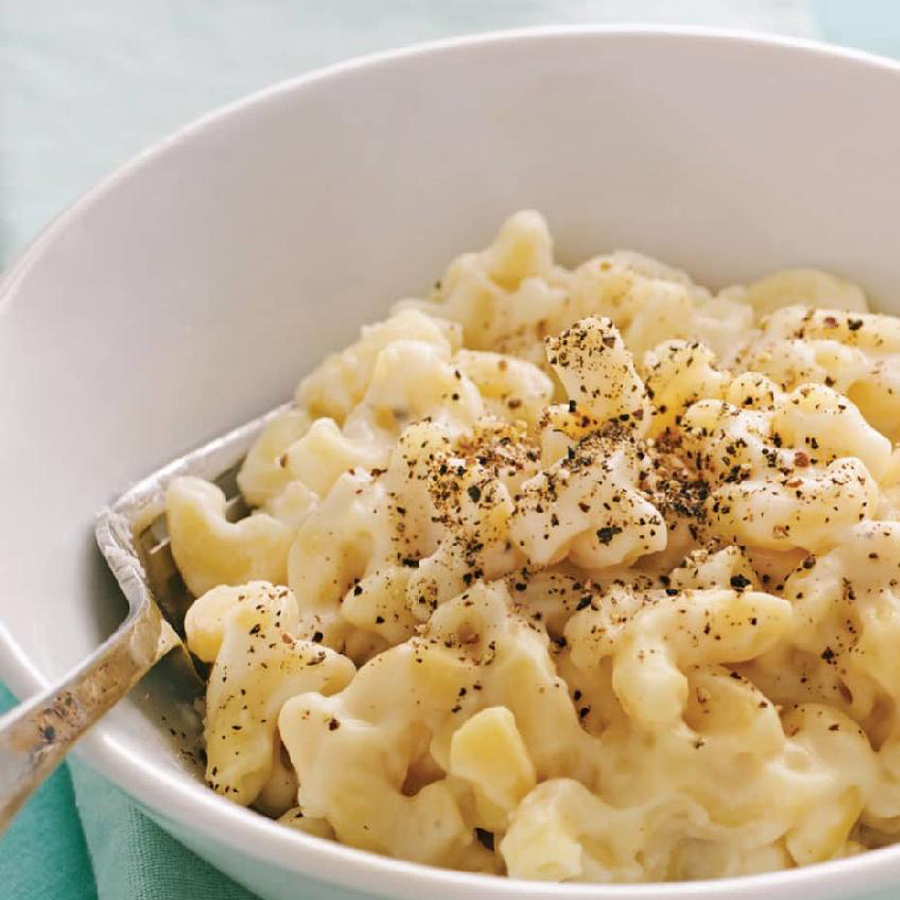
[0,601,162,831]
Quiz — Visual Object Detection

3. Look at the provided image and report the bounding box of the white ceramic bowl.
[3,26,900,900]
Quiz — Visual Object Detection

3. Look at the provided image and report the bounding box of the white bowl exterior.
[2,26,900,900]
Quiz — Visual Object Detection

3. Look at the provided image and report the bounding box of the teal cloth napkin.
[70,763,253,900]
[2,2,896,899]
[0,685,255,899]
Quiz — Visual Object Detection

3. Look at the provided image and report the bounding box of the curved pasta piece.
[288,469,390,617]
[725,371,781,410]
[499,779,650,882]
[621,280,694,358]
[279,641,473,864]
[566,585,792,731]
[477,209,555,291]
[690,294,754,361]
[707,458,876,553]
[284,417,387,497]
[339,564,417,645]
[167,476,294,597]
[547,317,649,427]
[742,269,868,319]
[383,418,525,571]
[643,340,731,436]
[668,545,759,592]
[263,479,318,530]
[680,398,783,480]
[782,704,878,865]
[395,211,562,356]
[680,393,883,551]
[735,306,900,440]
[746,522,900,718]
[403,538,478,622]
[278,807,336,840]
[254,744,300,817]
[683,666,785,759]
[565,250,700,339]
[185,581,354,805]
[350,338,483,437]
[236,408,310,506]
[772,383,891,482]
[453,349,553,428]
[509,435,665,569]
[296,308,460,422]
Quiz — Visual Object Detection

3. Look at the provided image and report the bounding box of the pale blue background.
[1,2,898,898]
[1,0,819,265]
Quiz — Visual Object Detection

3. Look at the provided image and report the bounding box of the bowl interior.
[2,26,900,900]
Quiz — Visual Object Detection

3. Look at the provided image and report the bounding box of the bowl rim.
[4,23,900,899]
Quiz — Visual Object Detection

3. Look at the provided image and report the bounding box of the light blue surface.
[811,0,900,59]
[1,2,898,898]
[0,0,816,267]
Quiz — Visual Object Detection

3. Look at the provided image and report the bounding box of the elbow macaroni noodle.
[166,211,900,882]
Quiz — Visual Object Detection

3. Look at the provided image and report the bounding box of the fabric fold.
[69,761,257,900]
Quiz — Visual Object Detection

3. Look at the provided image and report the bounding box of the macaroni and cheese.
[166,211,900,882]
